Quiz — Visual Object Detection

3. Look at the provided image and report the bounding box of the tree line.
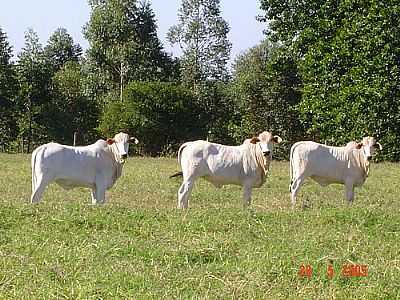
[0,0,399,160]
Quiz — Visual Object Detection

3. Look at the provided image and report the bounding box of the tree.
[132,1,180,82]
[41,29,97,145]
[84,0,178,102]
[260,0,400,160]
[44,28,82,73]
[231,40,303,159]
[16,29,52,152]
[0,27,16,99]
[0,27,18,150]
[167,0,232,86]
[47,61,99,145]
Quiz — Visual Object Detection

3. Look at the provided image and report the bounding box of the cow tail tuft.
[169,171,183,178]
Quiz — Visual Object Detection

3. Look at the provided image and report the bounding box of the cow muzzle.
[263,151,271,157]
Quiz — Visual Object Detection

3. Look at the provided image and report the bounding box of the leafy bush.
[193,81,239,145]
[99,81,207,155]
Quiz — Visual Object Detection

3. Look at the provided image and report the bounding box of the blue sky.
[0,0,266,64]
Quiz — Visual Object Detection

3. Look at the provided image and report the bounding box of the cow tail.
[169,143,189,179]
[31,145,46,195]
[289,143,296,192]
[177,142,189,166]
[31,148,38,194]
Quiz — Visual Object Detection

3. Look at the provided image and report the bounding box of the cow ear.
[250,137,260,144]
[356,143,362,149]
[129,137,139,144]
[107,138,115,145]
[273,135,282,143]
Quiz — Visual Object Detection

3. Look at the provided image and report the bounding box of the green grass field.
[0,153,399,299]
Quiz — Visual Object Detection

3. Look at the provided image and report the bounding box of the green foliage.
[231,40,303,159]
[260,0,400,160]
[0,27,16,100]
[194,81,238,145]
[168,0,232,85]
[44,28,82,73]
[99,81,206,155]
[134,1,180,82]
[11,28,96,150]
[81,56,115,110]
[0,27,18,150]
[16,29,53,152]
[84,0,178,90]
[41,29,97,145]
[298,1,400,159]
[166,0,234,147]
[47,61,99,145]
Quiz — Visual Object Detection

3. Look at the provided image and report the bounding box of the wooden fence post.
[73,132,78,146]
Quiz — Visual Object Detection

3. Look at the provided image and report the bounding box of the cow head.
[107,132,139,163]
[357,136,382,161]
[250,131,282,158]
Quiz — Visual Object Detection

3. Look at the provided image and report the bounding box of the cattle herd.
[30,131,382,208]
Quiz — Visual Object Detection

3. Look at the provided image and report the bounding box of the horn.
[376,142,383,150]
[129,137,139,144]
[273,135,283,143]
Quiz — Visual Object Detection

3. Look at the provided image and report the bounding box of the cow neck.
[254,143,270,181]
[108,143,123,180]
[357,148,370,178]
[362,148,370,177]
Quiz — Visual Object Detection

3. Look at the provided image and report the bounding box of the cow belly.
[310,175,344,186]
[50,166,96,187]
[303,159,348,186]
[203,163,245,187]
[46,163,98,190]
[55,178,94,190]
[203,175,242,187]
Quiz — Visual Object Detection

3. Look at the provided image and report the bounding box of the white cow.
[289,137,382,206]
[31,132,139,204]
[171,131,282,209]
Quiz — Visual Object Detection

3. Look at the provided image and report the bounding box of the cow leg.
[94,186,106,204]
[93,176,107,204]
[345,180,354,203]
[290,175,305,208]
[90,189,97,205]
[242,185,253,208]
[30,174,50,203]
[177,177,196,209]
